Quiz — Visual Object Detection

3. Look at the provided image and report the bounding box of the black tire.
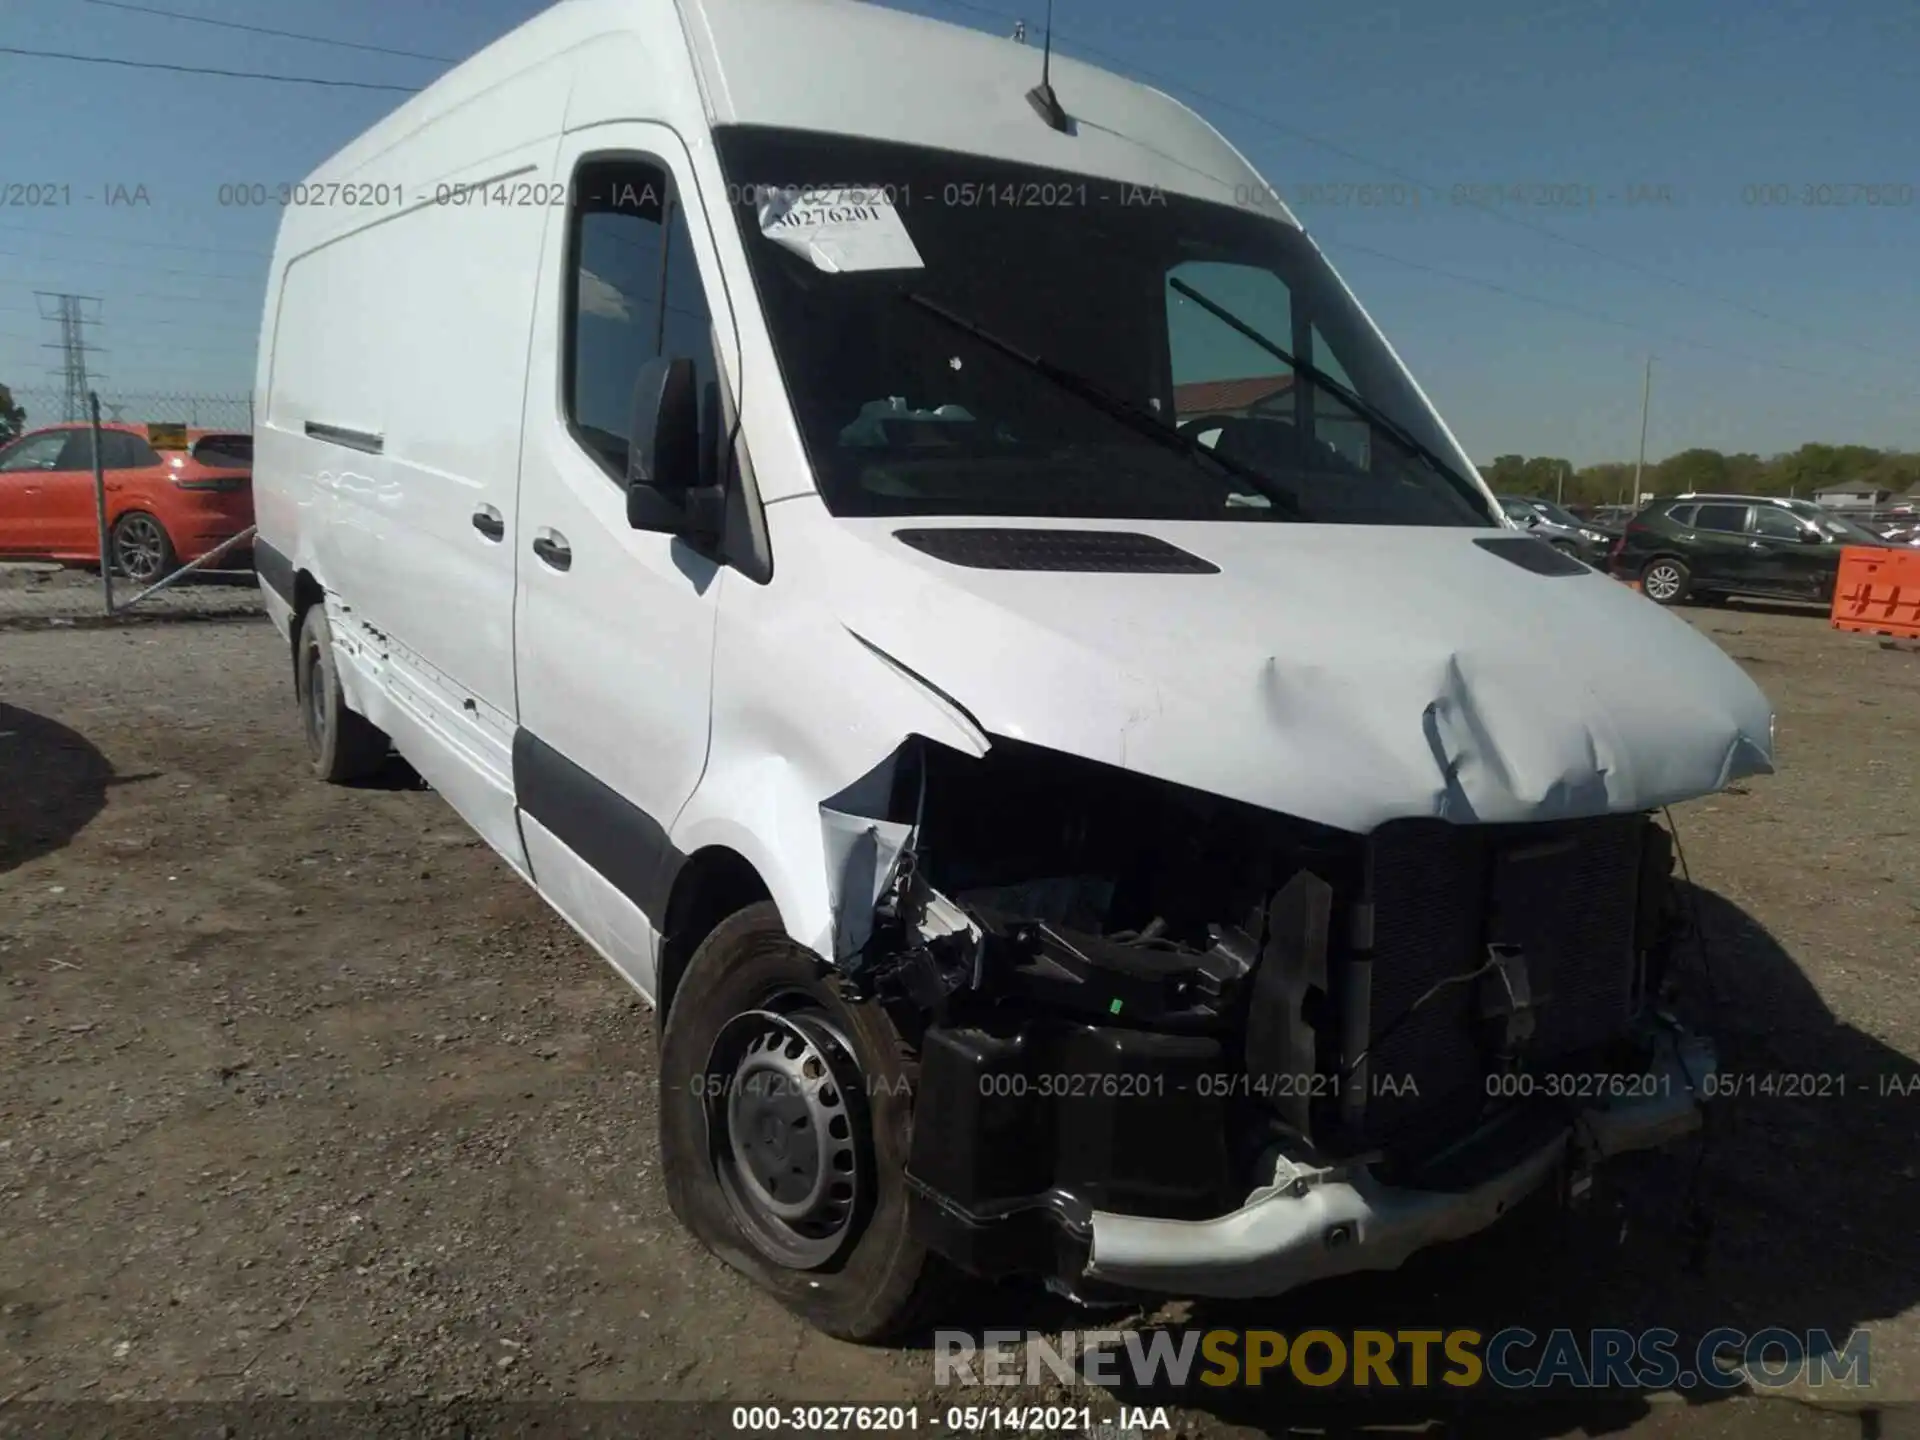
[659,901,942,1342]
[1640,556,1692,606]
[295,603,390,783]
[109,510,176,584]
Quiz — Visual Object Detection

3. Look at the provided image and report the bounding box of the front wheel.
[1640,557,1692,605]
[658,902,943,1341]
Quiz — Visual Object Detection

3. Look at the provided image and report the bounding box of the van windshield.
[713,127,1494,527]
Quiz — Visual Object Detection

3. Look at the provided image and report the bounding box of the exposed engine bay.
[820,734,1697,1289]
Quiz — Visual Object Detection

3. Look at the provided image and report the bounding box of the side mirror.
[1799,527,1824,544]
[625,356,722,543]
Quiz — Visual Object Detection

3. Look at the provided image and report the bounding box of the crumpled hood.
[821,518,1775,833]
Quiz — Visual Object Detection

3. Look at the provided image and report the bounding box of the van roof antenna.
[1025,0,1069,132]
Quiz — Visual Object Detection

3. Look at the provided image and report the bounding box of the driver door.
[511,124,735,997]
[0,430,80,556]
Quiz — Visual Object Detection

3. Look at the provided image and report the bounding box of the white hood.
[820,518,1775,834]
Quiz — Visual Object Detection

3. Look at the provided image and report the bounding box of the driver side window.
[563,157,719,487]
[1751,507,1806,540]
[0,432,70,473]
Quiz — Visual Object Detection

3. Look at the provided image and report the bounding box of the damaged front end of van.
[810,723,1734,1302]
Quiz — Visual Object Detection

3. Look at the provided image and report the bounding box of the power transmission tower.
[34,292,107,422]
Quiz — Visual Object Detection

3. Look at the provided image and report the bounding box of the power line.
[74,0,459,64]
[1316,228,1919,399]
[0,44,425,91]
[920,0,1911,371]
[0,247,261,284]
[0,221,270,259]
[0,302,253,330]
[2,285,257,311]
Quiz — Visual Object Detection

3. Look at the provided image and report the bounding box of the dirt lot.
[2,577,1917,1438]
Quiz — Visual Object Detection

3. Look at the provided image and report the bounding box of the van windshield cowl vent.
[893,528,1220,574]
[1473,535,1591,576]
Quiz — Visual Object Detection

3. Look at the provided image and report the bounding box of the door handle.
[1748,540,1767,551]
[471,505,505,541]
[532,531,572,571]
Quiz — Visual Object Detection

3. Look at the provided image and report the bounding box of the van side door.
[512,128,735,1000]
[269,148,557,877]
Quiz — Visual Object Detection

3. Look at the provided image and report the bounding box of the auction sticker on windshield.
[758,185,924,273]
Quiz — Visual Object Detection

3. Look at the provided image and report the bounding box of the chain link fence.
[5,387,254,434]
[0,389,263,628]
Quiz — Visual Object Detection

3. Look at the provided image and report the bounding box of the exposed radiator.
[1358,813,1648,1143]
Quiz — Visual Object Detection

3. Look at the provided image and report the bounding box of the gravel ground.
[0,599,1916,1439]
[0,564,263,628]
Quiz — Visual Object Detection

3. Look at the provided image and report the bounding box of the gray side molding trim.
[253,537,295,607]
[512,728,684,926]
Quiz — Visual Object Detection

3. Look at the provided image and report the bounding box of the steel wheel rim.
[116,516,165,581]
[704,1004,866,1270]
[1644,563,1681,600]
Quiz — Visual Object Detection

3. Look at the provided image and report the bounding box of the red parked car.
[0,422,253,583]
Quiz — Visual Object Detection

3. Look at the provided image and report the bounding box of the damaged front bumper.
[1082,1024,1713,1299]
[821,734,1720,1304]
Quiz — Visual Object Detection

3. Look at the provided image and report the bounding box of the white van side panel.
[259,55,574,878]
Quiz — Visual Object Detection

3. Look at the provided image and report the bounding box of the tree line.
[1480,445,1920,507]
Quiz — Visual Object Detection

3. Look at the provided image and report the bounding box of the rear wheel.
[659,901,942,1342]
[295,603,390,782]
[109,511,175,584]
[1640,557,1692,605]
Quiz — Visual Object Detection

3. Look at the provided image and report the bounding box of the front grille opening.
[1346,813,1652,1154]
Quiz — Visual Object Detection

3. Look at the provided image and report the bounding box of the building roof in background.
[1172,375,1295,414]
[1812,479,1890,495]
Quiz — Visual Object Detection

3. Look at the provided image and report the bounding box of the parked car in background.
[0,422,253,582]
[1865,506,1919,544]
[1610,494,1895,605]
[1496,494,1619,564]
[1877,519,1920,546]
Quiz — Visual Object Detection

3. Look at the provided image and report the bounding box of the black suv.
[1609,495,1892,605]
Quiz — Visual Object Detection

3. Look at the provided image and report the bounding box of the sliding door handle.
[471,505,505,541]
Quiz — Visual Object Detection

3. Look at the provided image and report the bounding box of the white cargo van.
[255,0,1773,1339]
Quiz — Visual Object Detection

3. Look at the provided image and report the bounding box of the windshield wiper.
[1166,276,1489,514]
[899,290,1301,516]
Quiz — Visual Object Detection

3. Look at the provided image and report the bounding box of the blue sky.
[3,0,1916,464]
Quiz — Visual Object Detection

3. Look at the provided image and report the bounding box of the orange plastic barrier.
[1831,545,1920,640]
